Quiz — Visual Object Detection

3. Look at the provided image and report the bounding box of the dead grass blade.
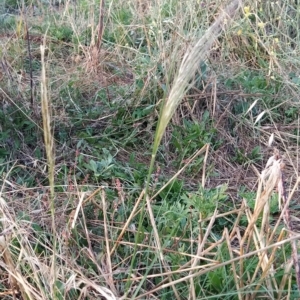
[277,166,300,289]
[110,189,145,256]
[101,189,118,297]
[188,209,218,300]
[136,233,300,299]
[151,144,209,200]
[145,194,181,300]
[224,228,242,300]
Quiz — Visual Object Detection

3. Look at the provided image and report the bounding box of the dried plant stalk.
[251,149,300,292]
[277,161,300,290]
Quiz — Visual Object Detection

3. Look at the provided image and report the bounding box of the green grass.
[0,0,300,299]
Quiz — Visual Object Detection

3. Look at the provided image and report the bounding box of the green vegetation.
[0,0,300,299]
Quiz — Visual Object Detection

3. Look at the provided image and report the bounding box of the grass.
[1,0,300,299]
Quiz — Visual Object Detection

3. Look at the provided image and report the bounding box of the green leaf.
[88,159,98,173]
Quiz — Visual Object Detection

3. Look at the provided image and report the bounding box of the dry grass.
[1,0,300,299]
[0,158,299,298]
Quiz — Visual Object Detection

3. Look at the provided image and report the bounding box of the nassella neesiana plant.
[151,0,243,174]
[129,0,244,297]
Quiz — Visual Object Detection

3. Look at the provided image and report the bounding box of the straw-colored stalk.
[145,194,181,300]
[243,150,300,295]
[40,43,56,294]
[0,226,19,296]
[224,228,242,300]
[188,210,218,300]
[239,153,284,297]
[101,189,118,296]
[40,45,55,202]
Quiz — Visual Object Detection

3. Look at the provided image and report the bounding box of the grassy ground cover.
[1,0,300,299]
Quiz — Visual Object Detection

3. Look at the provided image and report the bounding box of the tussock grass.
[1,0,300,299]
